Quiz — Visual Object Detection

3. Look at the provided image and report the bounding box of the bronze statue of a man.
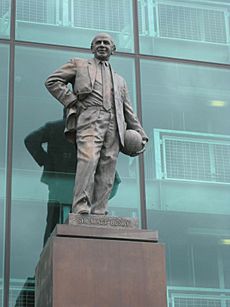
[45,33,148,215]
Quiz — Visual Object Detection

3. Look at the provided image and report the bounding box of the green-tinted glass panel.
[0,0,10,38]
[138,0,230,64]
[141,59,230,302]
[10,46,139,305]
[15,0,134,52]
[0,43,9,306]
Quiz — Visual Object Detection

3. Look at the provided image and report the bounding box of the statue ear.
[111,45,116,54]
[91,43,95,53]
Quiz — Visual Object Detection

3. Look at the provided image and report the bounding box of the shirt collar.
[94,58,109,66]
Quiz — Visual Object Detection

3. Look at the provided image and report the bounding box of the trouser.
[72,106,120,213]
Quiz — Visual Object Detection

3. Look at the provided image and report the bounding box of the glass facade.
[138,0,230,64]
[0,0,10,38]
[1,0,230,306]
[15,0,134,52]
[141,60,230,303]
[0,43,9,307]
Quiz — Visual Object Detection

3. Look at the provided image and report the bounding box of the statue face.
[91,34,114,61]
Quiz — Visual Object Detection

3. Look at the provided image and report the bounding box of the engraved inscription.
[68,214,138,229]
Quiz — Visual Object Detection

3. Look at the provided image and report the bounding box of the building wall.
[1,0,230,306]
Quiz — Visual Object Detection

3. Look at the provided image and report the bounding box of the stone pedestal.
[35,216,167,307]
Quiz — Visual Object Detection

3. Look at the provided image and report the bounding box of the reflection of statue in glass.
[16,110,121,307]
[45,33,148,216]
[24,110,121,246]
[24,112,76,246]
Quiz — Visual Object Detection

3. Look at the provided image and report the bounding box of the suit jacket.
[45,58,148,146]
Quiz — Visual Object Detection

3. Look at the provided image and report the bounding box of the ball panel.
[122,130,143,156]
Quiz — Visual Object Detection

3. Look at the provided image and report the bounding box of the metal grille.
[173,297,230,307]
[0,0,9,18]
[173,297,222,307]
[154,130,230,184]
[157,3,227,43]
[16,0,56,24]
[138,0,152,36]
[16,0,131,31]
[168,287,230,307]
[72,0,132,32]
[9,278,35,307]
[214,144,230,182]
[0,278,35,307]
[163,137,230,183]
[164,138,212,182]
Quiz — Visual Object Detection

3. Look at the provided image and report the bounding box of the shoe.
[73,201,90,214]
[91,209,108,215]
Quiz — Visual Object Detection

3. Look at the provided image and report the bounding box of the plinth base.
[35,223,166,307]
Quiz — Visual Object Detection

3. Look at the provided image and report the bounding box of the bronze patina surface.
[45,33,148,216]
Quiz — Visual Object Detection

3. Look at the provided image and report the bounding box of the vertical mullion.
[133,0,140,54]
[4,0,16,305]
[132,0,147,229]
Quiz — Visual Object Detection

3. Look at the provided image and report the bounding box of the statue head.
[91,33,116,61]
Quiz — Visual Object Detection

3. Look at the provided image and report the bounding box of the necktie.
[101,61,111,111]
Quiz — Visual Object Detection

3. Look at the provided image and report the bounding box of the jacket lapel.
[110,66,117,101]
[88,58,97,88]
